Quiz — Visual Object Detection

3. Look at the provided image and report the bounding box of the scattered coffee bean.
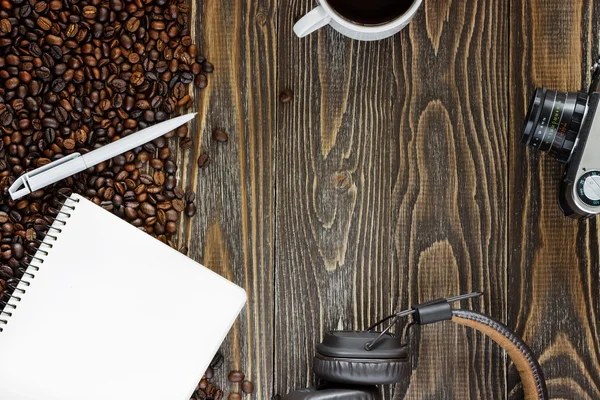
[279,89,294,103]
[202,61,214,73]
[195,74,208,89]
[197,153,210,169]
[0,0,229,395]
[180,137,193,150]
[212,129,229,143]
[185,203,196,217]
[228,371,245,383]
[241,380,254,394]
[210,352,224,370]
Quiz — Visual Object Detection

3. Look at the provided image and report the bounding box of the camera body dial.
[577,171,600,206]
[560,93,600,218]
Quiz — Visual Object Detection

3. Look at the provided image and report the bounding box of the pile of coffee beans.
[193,352,254,400]
[0,0,213,289]
[0,0,256,394]
[0,0,254,394]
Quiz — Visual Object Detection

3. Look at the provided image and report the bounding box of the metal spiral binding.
[0,193,79,332]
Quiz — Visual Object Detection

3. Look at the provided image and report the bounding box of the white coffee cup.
[293,0,422,41]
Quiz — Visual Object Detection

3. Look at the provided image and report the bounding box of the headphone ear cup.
[283,385,381,400]
[313,353,409,385]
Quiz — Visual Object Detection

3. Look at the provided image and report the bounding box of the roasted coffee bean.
[197,153,210,168]
[110,78,127,92]
[131,71,145,86]
[34,1,48,13]
[165,160,177,174]
[157,147,169,160]
[180,71,193,84]
[51,78,66,92]
[172,199,185,212]
[49,45,63,59]
[63,139,76,150]
[228,394,241,400]
[37,17,52,30]
[140,202,156,216]
[241,380,254,394]
[176,125,188,138]
[83,5,97,18]
[279,89,294,103]
[185,190,195,203]
[212,129,228,143]
[150,159,163,170]
[195,73,208,89]
[125,17,140,32]
[5,77,18,90]
[165,221,177,234]
[180,137,193,150]
[202,61,214,73]
[45,34,63,46]
[42,118,59,129]
[173,82,186,99]
[35,66,51,80]
[228,371,245,383]
[0,18,11,34]
[0,111,12,126]
[54,107,68,123]
[184,203,196,217]
[66,23,79,38]
[153,171,165,186]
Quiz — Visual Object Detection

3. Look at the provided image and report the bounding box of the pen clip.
[8,153,82,200]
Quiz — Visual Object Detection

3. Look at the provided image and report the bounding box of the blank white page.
[0,194,246,400]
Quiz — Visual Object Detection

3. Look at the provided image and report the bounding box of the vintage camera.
[521,64,600,219]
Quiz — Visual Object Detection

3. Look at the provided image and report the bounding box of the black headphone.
[284,293,548,400]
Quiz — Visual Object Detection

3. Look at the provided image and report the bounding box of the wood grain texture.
[509,1,600,399]
[178,0,277,397]
[176,0,600,398]
[391,0,509,398]
[275,0,510,398]
[274,0,399,395]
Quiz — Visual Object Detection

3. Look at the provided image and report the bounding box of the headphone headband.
[451,309,548,400]
[284,294,548,400]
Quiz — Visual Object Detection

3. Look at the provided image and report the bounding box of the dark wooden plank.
[177,0,277,397]
[274,2,399,397]
[509,1,600,399]
[275,0,509,398]
[390,0,509,398]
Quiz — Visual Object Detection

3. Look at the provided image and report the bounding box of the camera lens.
[521,88,588,163]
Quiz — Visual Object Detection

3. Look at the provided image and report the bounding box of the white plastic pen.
[8,113,197,200]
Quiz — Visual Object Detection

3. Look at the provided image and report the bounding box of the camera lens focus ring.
[558,91,588,162]
[521,88,589,163]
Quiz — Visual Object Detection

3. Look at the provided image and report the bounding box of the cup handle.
[293,6,331,38]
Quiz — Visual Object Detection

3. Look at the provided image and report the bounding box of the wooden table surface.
[176,1,600,398]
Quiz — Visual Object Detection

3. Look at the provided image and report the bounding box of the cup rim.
[319,0,422,32]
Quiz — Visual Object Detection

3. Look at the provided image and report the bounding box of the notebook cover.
[0,194,246,400]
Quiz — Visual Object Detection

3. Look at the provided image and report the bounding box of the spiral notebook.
[0,194,246,400]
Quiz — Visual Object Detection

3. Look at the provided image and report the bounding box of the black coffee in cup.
[327,0,414,25]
